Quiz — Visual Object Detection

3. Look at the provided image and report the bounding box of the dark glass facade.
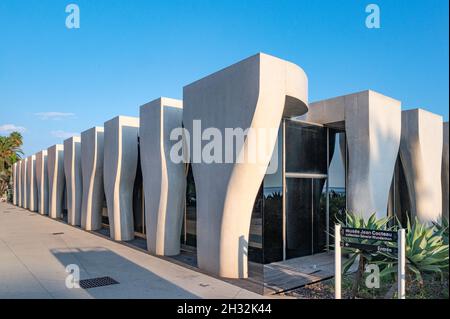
[183,165,197,247]
[180,120,348,291]
[388,155,411,227]
[133,145,145,236]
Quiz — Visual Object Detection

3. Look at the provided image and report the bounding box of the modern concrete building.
[399,109,443,223]
[20,158,27,208]
[15,161,21,207]
[81,127,105,231]
[26,155,37,212]
[183,53,309,278]
[12,162,18,205]
[104,116,139,241]
[299,90,402,219]
[140,97,185,256]
[11,53,448,288]
[64,136,82,226]
[47,144,65,219]
[35,150,49,215]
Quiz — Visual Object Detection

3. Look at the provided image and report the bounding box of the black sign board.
[341,241,398,254]
[341,227,398,242]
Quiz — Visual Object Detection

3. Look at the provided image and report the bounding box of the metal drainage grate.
[79,276,119,289]
[52,232,64,235]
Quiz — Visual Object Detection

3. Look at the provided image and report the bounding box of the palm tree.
[0,132,23,200]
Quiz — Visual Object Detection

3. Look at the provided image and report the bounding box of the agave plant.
[433,217,449,245]
[379,217,449,294]
[336,212,395,298]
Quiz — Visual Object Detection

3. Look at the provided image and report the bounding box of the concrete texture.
[400,109,443,223]
[300,90,402,219]
[35,150,49,215]
[103,116,139,241]
[0,202,262,299]
[47,145,65,219]
[183,53,308,278]
[81,127,105,231]
[26,155,37,212]
[20,158,27,209]
[64,136,82,226]
[12,162,18,205]
[18,159,22,207]
[442,122,449,220]
[140,98,185,256]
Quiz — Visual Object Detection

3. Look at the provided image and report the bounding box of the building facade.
[11,53,448,286]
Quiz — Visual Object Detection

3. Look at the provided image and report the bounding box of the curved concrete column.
[64,136,82,226]
[12,162,18,205]
[104,116,139,241]
[400,109,443,223]
[47,145,65,219]
[21,158,27,208]
[35,150,49,215]
[300,90,401,219]
[81,127,105,231]
[16,161,22,206]
[183,53,308,278]
[345,92,401,219]
[26,155,37,211]
[140,98,185,255]
[442,122,449,220]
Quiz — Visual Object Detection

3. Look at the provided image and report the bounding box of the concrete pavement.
[0,202,263,299]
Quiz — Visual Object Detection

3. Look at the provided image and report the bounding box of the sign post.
[335,224,406,299]
[398,229,406,299]
[335,224,341,299]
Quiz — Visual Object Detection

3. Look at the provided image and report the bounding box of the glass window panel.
[286,178,313,258]
[285,121,328,174]
[184,165,197,247]
[262,126,283,263]
[313,179,327,254]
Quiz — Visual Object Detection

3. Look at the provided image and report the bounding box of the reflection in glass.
[183,165,197,247]
[286,178,313,258]
[133,146,145,235]
[388,155,411,227]
[314,179,327,254]
[328,130,347,235]
[285,121,328,174]
[262,128,283,263]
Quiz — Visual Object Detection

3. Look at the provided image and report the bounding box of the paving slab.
[0,203,264,299]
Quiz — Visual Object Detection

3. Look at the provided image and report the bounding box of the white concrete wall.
[35,150,49,215]
[400,109,443,223]
[183,53,308,278]
[81,127,105,231]
[47,144,65,219]
[64,136,82,226]
[16,161,21,206]
[140,97,185,255]
[104,116,139,241]
[21,158,27,208]
[300,90,402,219]
[443,122,449,220]
[26,155,37,212]
[12,162,18,205]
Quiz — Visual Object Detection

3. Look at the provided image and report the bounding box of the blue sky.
[0,0,448,156]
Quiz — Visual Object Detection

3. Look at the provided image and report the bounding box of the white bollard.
[398,228,406,299]
[335,224,342,299]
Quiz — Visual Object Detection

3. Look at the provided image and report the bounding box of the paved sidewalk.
[0,203,263,299]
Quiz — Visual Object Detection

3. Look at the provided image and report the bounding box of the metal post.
[398,228,406,299]
[335,224,341,299]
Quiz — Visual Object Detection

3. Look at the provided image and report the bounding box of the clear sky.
[1,0,448,156]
